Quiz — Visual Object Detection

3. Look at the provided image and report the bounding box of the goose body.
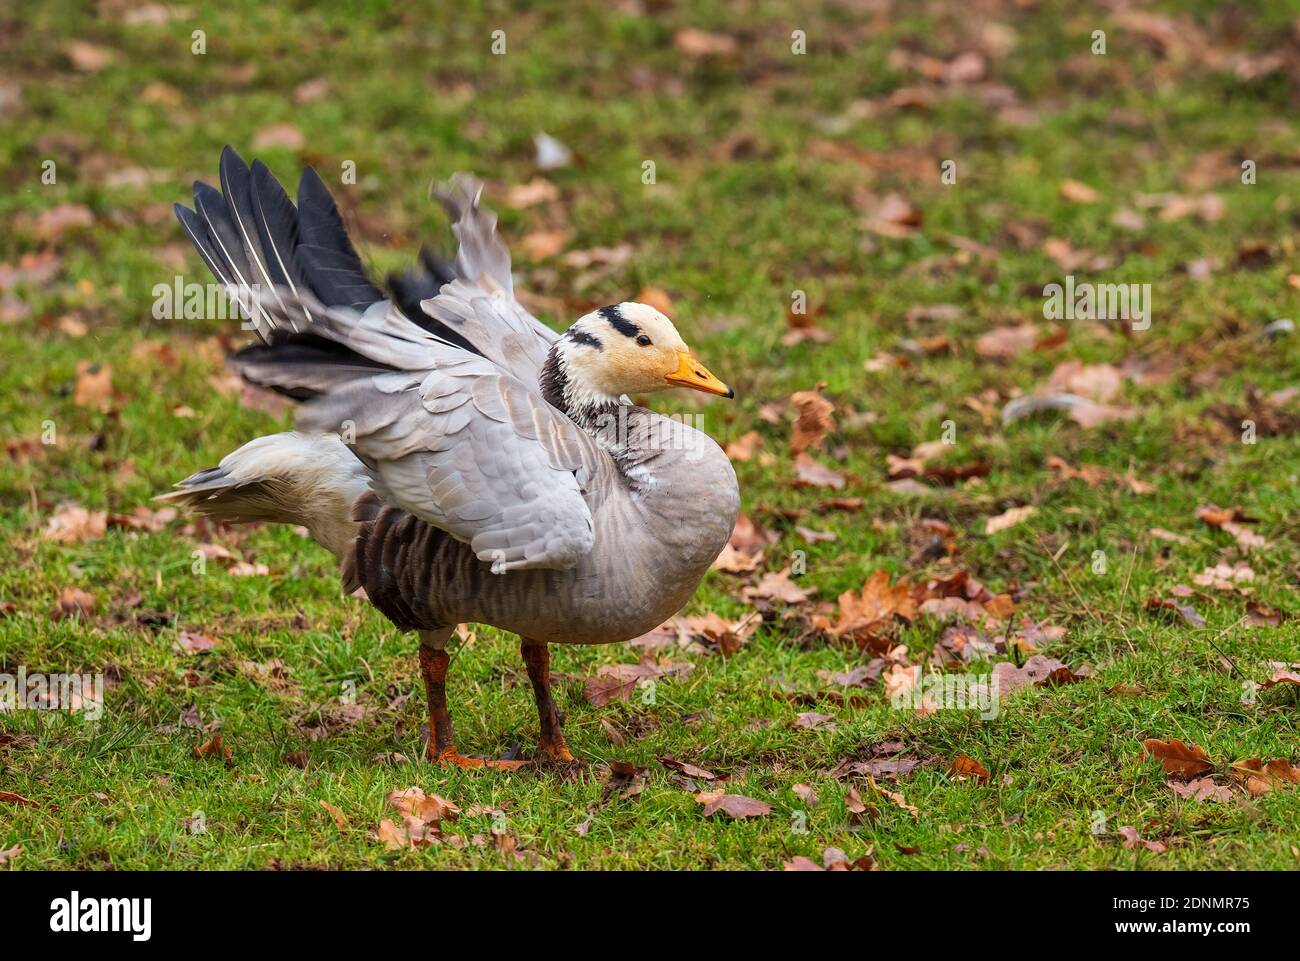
[161,147,739,765]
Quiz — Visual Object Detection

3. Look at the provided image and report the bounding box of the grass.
[1,0,1298,870]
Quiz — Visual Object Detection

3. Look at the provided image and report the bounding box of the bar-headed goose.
[161,148,739,766]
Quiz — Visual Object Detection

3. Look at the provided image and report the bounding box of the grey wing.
[292,338,609,573]
[425,174,559,384]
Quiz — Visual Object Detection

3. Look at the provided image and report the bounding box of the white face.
[559,302,731,403]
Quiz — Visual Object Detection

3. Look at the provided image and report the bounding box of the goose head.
[543,302,733,414]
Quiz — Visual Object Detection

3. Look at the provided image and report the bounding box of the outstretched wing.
[242,289,609,572]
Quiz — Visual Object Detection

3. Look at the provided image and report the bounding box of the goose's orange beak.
[665,350,734,398]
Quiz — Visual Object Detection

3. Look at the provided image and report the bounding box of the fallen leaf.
[675,28,738,57]
[52,586,96,620]
[975,323,1038,360]
[1059,179,1099,203]
[44,505,107,543]
[252,123,305,151]
[0,844,20,866]
[73,361,113,411]
[1168,778,1232,803]
[1260,662,1300,687]
[659,755,716,780]
[0,791,42,808]
[65,40,115,71]
[696,791,771,819]
[948,755,990,782]
[192,734,233,763]
[789,386,835,454]
[1141,738,1213,779]
[504,177,559,209]
[582,660,691,707]
[1230,758,1300,796]
[174,630,218,655]
[724,430,764,462]
[992,655,1091,695]
[1118,825,1168,853]
[985,505,1035,535]
[793,453,845,489]
[742,569,812,605]
[320,800,348,829]
[1146,595,1206,629]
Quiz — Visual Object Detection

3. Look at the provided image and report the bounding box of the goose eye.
[636,334,652,347]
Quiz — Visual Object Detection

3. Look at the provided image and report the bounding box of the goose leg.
[520,639,574,762]
[419,630,525,770]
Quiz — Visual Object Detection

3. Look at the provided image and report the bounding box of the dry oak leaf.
[0,791,42,808]
[192,733,233,763]
[992,656,1091,696]
[1261,662,1300,687]
[985,505,1035,535]
[1168,778,1232,803]
[387,786,460,824]
[975,323,1039,360]
[674,28,738,57]
[789,385,835,454]
[376,816,438,850]
[724,430,764,462]
[1141,738,1213,779]
[1145,595,1205,629]
[742,568,812,605]
[582,660,691,707]
[174,630,218,655]
[1229,758,1300,796]
[793,452,845,489]
[659,755,716,780]
[695,791,772,819]
[44,505,107,543]
[1118,825,1168,853]
[52,586,96,620]
[73,361,114,411]
[830,569,916,639]
[320,800,348,829]
[948,755,990,782]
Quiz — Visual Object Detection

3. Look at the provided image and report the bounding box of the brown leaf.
[519,229,570,260]
[1230,758,1300,796]
[44,505,107,543]
[948,754,990,782]
[1246,603,1285,629]
[1059,179,1099,203]
[829,570,916,645]
[724,430,764,462]
[0,844,21,866]
[192,733,233,763]
[252,123,305,151]
[1146,595,1206,629]
[320,800,348,829]
[742,569,812,605]
[33,204,94,242]
[0,791,42,808]
[792,783,819,808]
[376,816,437,850]
[1118,825,1168,853]
[1261,662,1300,687]
[695,791,772,819]
[175,630,218,655]
[985,505,1035,535]
[992,655,1091,695]
[73,361,113,411]
[1168,777,1232,803]
[793,453,845,489]
[582,660,691,707]
[388,786,459,824]
[65,41,116,72]
[789,386,835,454]
[1141,738,1213,779]
[52,586,96,620]
[975,323,1038,360]
[674,28,738,57]
[504,177,559,209]
[659,755,716,780]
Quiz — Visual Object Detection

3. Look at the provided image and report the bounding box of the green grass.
[1,0,1298,870]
